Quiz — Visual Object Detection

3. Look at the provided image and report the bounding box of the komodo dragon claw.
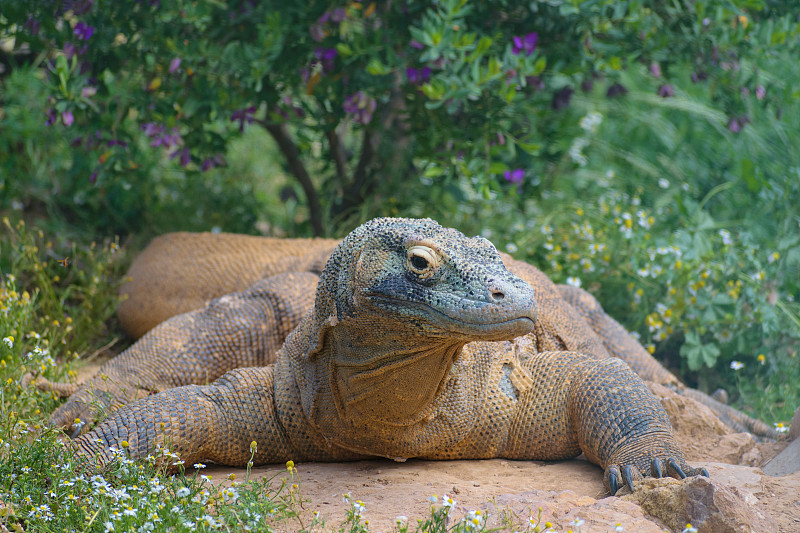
[605,457,710,495]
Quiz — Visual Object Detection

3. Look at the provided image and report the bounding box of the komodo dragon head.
[286,217,537,458]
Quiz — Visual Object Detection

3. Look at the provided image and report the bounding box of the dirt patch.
[73,360,800,532]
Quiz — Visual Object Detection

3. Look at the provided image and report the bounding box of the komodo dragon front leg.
[506,350,708,494]
[47,272,318,435]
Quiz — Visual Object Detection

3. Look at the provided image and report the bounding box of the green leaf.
[740,158,760,191]
[335,43,354,57]
[366,59,390,76]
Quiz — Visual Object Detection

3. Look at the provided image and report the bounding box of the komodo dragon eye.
[406,245,440,279]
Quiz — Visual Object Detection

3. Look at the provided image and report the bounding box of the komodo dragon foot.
[68,218,708,495]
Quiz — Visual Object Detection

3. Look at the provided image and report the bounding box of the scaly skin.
[70,218,708,495]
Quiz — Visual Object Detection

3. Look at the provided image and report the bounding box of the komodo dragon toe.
[62,218,720,492]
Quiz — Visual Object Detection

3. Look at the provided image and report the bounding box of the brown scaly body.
[51,218,747,494]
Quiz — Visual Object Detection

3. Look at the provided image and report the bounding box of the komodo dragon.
[45,217,773,494]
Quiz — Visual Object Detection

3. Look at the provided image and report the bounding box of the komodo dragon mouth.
[364,294,536,341]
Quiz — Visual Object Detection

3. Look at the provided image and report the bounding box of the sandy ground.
[73,362,800,532]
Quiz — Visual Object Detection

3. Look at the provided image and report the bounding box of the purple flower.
[314,47,338,73]
[169,57,181,74]
[606,82,628,99]
[23,17,40,36]
[231,106,257,132]
[406,67,431,85]
[45,108,58,126]
[81,86,97,98]
[201,154,226,172]
[657,84,675,98]
[409,39,425,50]
[171,148,191,167]
[512,32,538,56]
[343,91,376,125]
[90,171,98,184]
[551,87,573,110]
[141,122,164,137]
[330,7,347,22]
[74,22,94,41]
[649,63,662,78]
[310,23,326,42]
[107,139,128,148]
[62,110,75,127]
[756,85,766,100]
[63,42,78,60]
[503,168,525,185]
[727,116,749,133]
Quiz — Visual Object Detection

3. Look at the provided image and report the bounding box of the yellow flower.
[757,354,766,365]
[120,440,130,448]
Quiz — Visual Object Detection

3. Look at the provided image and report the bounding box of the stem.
[325,127,349,186]
[261,121,324,236]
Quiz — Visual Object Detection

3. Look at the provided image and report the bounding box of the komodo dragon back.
[118,232,337,338]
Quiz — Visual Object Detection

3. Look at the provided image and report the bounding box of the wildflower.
[74,22,95,40]
[682,524,698,533]
[62,111,75,127]
[503,169,525,185]
[730,361,744,370]
[427,494,438,504]
[2,336,12,348]
[657,84,675,98]
[775,422,789,433]
[718,229,733,245]
[569,137,589,166]
[649,63,662,78]
[441,493,456,514]
[579,111,602,133]
[231,107,258,132]
[615,524,624,532]
[768,251,780,263]
[343,92,377,125]
[757,354,766,365]
[658,178,670,189]
[406,67,432,85]
[756,85,766,100]
[177,487,191,498]
[194,462,206,469]
[314,47,338,73]
[352,500,366,516]
[727,116,749,133]
[104,521,114,532]
[123,506,136,516]
[396,515,408,525]
[169,57,181,74]
[342,492,352,503]
[511,32,538,56]
[200,474,212,482]
[552,86,574,110]
[566,276,581,288]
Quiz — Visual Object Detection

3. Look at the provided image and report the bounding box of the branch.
[261,120,325,236]
[325,127,348,186]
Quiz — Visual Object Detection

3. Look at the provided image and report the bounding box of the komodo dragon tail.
[557,284,778,440]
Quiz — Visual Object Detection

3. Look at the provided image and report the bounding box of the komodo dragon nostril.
[491,290,505,301]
